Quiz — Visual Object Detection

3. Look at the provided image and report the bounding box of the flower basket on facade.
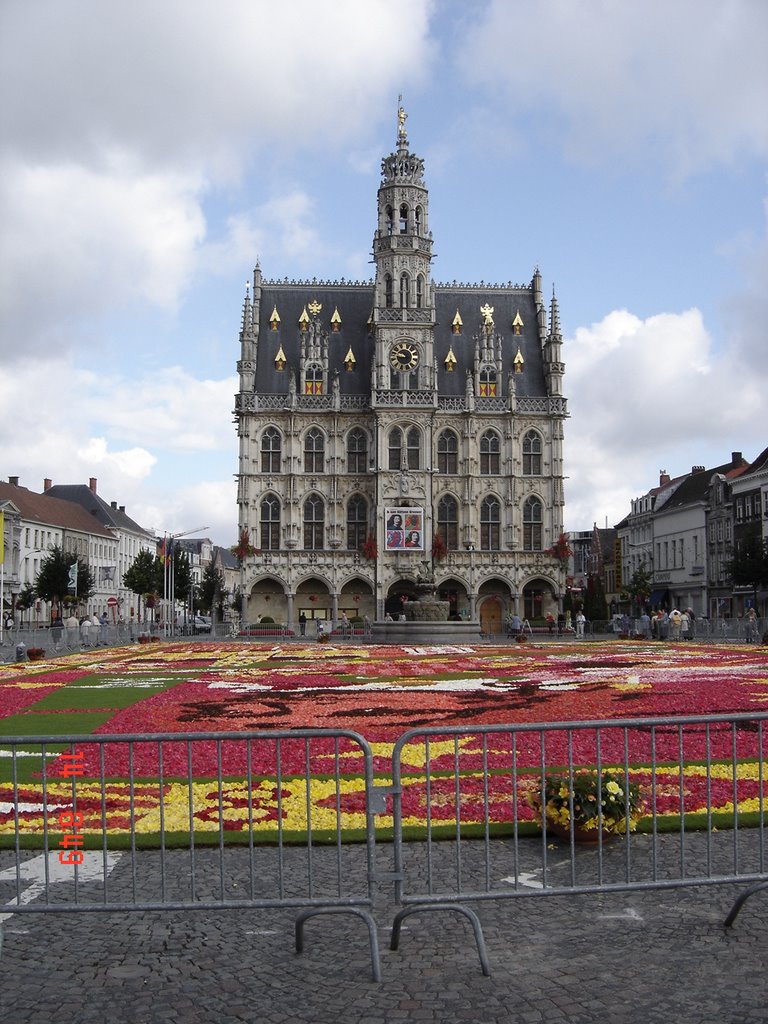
[231,528,259,563]
[362,532,378,561]
[431,531,447,562]
[545,531,573,566]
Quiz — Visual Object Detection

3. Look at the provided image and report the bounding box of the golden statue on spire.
[397,95,407,142]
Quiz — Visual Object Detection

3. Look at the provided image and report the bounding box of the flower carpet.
[1,640,767,842]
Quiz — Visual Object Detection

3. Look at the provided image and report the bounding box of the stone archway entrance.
[384,581,417,620]
[479,596,502,635]
[522,579,557,623]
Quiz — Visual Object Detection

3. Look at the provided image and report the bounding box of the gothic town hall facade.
[234,112,568,633]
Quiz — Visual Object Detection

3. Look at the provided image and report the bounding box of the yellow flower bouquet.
[538,769,642,837]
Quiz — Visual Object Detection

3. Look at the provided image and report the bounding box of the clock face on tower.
[389,341,419,371]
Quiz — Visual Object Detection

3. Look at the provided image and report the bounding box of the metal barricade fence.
[0,729,383,980]
[389,713,768,974]
[2,716,768,979]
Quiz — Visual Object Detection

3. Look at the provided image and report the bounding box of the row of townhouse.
[0,476,239,628]
[615,447,768,620]
[0,476,156,625]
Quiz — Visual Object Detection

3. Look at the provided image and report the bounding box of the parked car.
[192,615,212,633]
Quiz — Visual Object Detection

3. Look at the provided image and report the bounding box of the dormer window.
[385,205,393,236]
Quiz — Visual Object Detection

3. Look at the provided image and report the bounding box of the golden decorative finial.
[308,299,322,317]
[480,303,494,329]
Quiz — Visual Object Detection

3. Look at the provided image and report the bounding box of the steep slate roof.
[658,455,750,512]
[214,545,238,571]
[253,279,547,399]
[740,444,768,479]
[44,484,152,536]
[0,482,115,538]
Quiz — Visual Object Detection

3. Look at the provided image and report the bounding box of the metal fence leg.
[724,880,768,928]
[390,904,491,977]
[295,907,382,983]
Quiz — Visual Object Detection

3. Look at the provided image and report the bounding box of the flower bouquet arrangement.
[534,769,642,839]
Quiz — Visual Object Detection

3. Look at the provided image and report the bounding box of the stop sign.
[107,597,118,607]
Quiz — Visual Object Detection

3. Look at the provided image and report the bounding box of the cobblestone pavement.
[1,837,767,1024]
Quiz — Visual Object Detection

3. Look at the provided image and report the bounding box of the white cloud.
[0,0,436,359]
[564,304,768,532]
[0,156,206,359]
[457,0,768,176]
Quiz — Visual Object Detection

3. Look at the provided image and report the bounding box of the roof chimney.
[119,505,125,513]
[692,465,705,473]
[89,477,97,493]
[8,476,19,486]
[43,478,52,491]
[110,501,117,509]
[732,451,742,465]
[659,470,670,486]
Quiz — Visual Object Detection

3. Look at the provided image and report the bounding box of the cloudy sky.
[1,0,766,545]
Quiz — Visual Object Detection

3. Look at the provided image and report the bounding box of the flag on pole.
[0,510,4,566]
[167,538,174,563]
[67,561,78,593]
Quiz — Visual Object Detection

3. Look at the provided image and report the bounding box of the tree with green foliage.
[35,545,95,608]
[626,564,654,615]
[199,562,226,619]
[14,584,36,626]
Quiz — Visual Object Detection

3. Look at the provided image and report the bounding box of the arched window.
[479,366,497,398]
[437,430,458,475]
[346,494,368,550]
[523,497,543,551]
[406,427,420,470]
[524,434,540,477]
[346,429,368,474]
[480,496,501,551]
[437,495,459,550]
[303,495,325,550]
[388,426,420,469]
[416,274,424,309]
[385,205,393,236]
[414,206,422,234]
[399,203,408,233]
[480,430,500,475]
[260,495,280,551]
[385,273,393,308]
[260,427,281,474]
[400,273,409,308]
[388,427,402,470]
[305,364,323,395]
[304,428,325,473]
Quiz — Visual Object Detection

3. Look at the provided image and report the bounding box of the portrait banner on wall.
[385,506,424,551]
